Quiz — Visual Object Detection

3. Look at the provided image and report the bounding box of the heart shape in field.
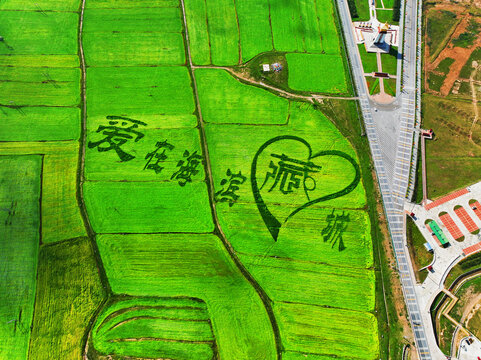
[251,135,361,241]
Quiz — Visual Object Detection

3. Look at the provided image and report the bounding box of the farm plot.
[95,233,277,360]
[184,0,342,65]
[85,126,204,181]
[235,0,273,62]
[28,237,106,360]
[204,102,377,357]
[0,8,81,142]
[221,206,373,269]
[83,2,213,235]
[270,0,340,54]
[195,69,290,124]
[0,67,80,106]
[84,181,213,233]
[0,11,77,55]
[83,7,185,66]
[286,53,348,93]
[0,141,86,243]
[243,256,375,311]
[85,66,196,120]
[0,156,41,360]
[275,302,379,359]
[1,0,380,358]
[86,0,179,8]
[183,0,239,65]
[0,0,79,11]
[91,297,216,360]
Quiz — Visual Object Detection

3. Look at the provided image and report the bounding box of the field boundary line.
[180,1,283,358]
[76,1,112,357]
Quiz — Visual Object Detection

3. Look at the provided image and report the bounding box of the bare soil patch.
[424,2,481,96]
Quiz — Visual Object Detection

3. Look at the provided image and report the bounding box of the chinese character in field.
[215,169,247,207]
[321,210,350,251]
[3,200,17,226]
[171,150,203,186]
[144,140,174,174]
[88,116,147,162]
[260,153,322,200]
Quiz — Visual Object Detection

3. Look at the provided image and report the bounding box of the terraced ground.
[0,0,380,359]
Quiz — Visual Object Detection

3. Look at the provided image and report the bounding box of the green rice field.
[0,0,382,359]
[0,156,41,360]
[286,53,348,93]
[91,297,217,360]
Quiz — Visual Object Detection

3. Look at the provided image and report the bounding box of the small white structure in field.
[262,64,270,72]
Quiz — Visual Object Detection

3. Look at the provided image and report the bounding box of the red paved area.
[463,242,481,256]
[454,207,479,233]
[425,188,469,210]
[470,201,481,221]
[426,223,442,246]
[439,213,464,240]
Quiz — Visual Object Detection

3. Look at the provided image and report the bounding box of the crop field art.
[0,1,381,360]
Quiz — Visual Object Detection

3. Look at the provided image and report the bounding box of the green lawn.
[359,44,379,74]
[352,0,370,20]
[376,9,394,23]
[384,78,397,96]
[381,47,399,75]
[444,252,481,288]
[381,0,395,8]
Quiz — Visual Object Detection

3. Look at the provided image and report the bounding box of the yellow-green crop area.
[0,156,41,360]
[1,0,380,360]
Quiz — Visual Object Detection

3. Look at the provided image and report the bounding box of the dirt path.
[376,52,386,94]
[78,1,113,358]
[469,63,480,143]
[193,65,360,102]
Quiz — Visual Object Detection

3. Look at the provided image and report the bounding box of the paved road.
[336,0,442,358]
